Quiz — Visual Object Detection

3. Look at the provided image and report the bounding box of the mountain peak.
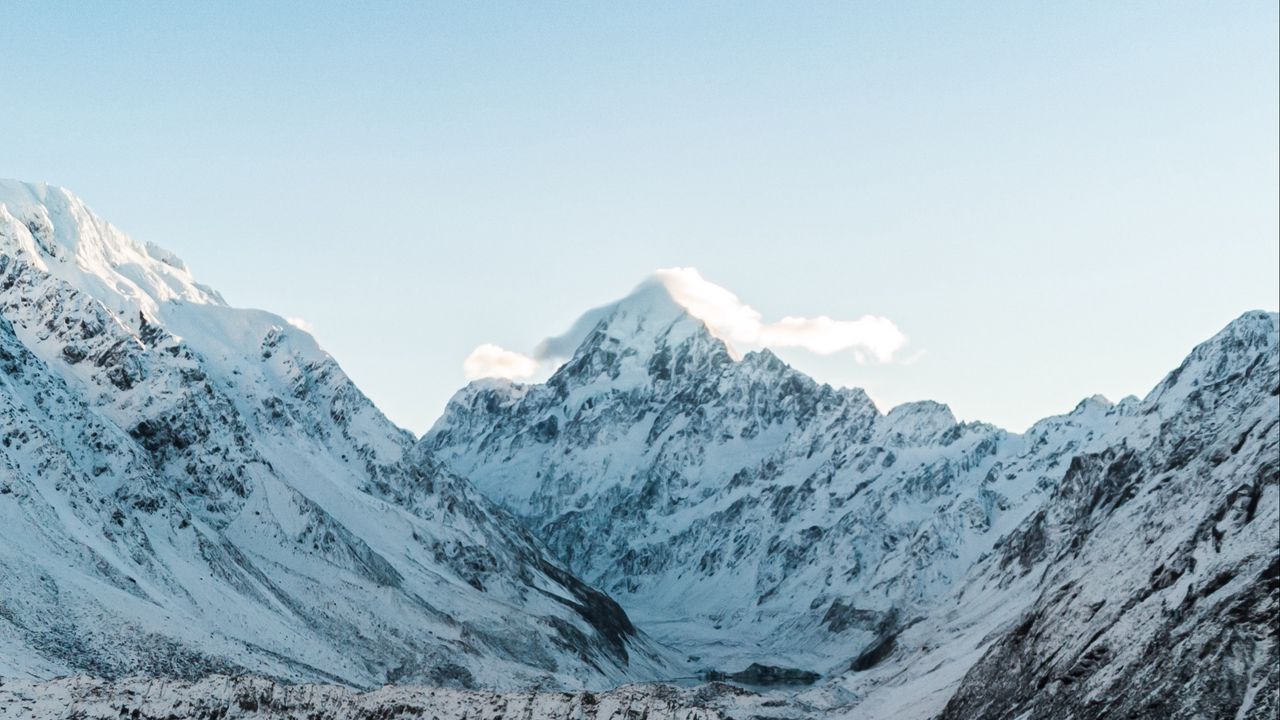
[1145,310,1278,409]
[878,399,958,442]
[0,179,224,313]
[534,275,716,362]
[1217,309,1279,343]
[543,289,732,394]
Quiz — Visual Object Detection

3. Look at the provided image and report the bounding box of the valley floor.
[0,675,813,720]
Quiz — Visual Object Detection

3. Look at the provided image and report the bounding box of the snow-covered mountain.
[423,279,1124,669]
[424,276,1278,717]
[819,309,1279,719]
[3,179,1274,719]
[931,310,1278,719]
[0,180,673,690]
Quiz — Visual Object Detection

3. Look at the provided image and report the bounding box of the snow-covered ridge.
[0,180,224,310]
[0,180,675,689]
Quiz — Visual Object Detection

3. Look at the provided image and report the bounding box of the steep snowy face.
[423,282,1133,670]
[0,180,671,690]
[0,181,224,308]
[938,311,1279,720]
[779,311,1280,720]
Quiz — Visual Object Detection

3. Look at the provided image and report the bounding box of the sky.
[2,2,1277,433]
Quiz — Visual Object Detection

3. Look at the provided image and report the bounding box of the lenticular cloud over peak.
[459,267,909,381]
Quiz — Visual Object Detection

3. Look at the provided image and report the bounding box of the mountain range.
[1,180,1275,719]
[424,273,1278,718]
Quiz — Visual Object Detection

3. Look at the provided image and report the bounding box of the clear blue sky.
[4,2,1277,433]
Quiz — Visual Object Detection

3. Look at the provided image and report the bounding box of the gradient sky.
[3,2,1277,433]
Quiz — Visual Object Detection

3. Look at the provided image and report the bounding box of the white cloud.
[463,343,540,380]
[285,316,315,333]
[653,267,908,362]
[463,267,911,385]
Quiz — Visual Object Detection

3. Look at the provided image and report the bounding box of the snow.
[2,178,1275,719]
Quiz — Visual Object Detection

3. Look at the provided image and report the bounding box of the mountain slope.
[789,311,1277,720]
[0,180,672,690]
[933,310,1278,719]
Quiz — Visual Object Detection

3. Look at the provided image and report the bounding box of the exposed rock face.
[0,180,671,690]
